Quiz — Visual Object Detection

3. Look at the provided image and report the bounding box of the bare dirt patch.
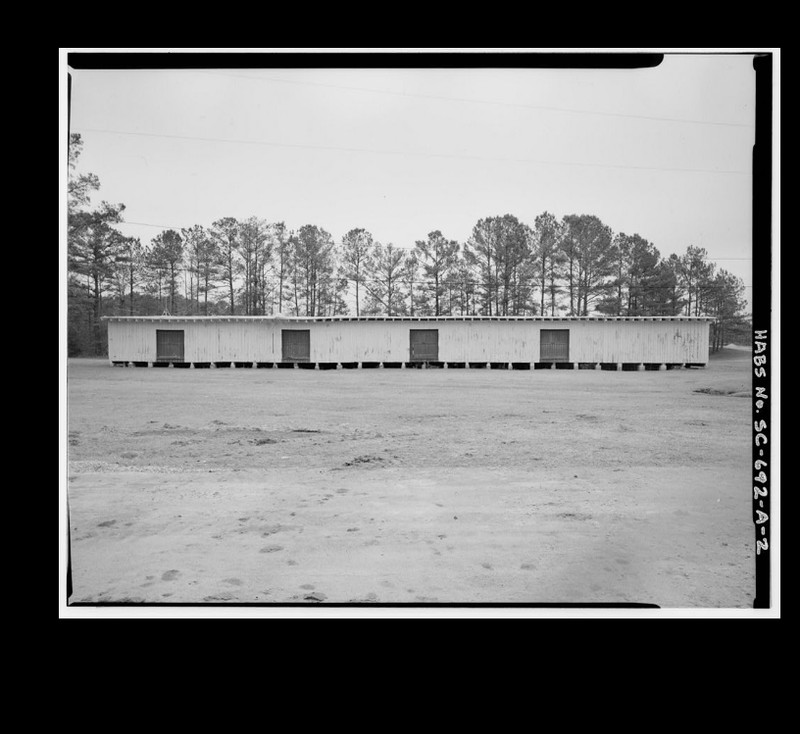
[693,387,751,398]
[65,349,755,609]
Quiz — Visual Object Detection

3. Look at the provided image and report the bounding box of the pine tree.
[533,212,563,316]
[210,217,240,315]
[150,230,184,314]
[340,228,375,317]
[364,243,406,316]
[414,230,460,316]
[560,214,614,315]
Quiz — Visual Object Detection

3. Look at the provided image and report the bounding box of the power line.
[74,127,750,176]
[118,220,183,230]
[339,277,753,290]
[192,70,755,129]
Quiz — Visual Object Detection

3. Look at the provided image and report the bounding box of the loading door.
[409,329,439,362]
[156,330,184,362]
[282,329,311,362]
[540,329,569,362]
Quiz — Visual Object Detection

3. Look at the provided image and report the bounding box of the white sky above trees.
[64,50,761,311]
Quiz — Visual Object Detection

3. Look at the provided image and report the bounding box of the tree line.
[67,134,749,356]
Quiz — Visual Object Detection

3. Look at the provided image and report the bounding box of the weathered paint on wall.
[106,317,711,365]
[564,320,708,364]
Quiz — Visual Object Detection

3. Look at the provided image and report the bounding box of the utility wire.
[74,127,750,176]
[191,70,755,129]
[119,220,183,229]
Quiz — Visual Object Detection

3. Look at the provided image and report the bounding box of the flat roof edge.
[102,315,717,322]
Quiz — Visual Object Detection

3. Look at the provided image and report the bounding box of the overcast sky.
[64,50,759,309]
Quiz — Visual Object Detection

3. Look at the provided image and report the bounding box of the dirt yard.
[64,348,755,611]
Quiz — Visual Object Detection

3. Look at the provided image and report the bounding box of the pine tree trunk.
[540,255,546,315]
[170,264,176,314]
[129,267,135,316]
[93,273,103,356]
[228,249,235,315]
[278,257,284,315]
[484,275,490,316]
[568,261,574,315]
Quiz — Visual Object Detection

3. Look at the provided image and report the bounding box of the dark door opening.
[540,329,569,362]
[156,330,185,362]
[282,329,311,362]
[410,329,439,362]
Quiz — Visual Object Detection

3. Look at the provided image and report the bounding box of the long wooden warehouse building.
[104,315,712,370]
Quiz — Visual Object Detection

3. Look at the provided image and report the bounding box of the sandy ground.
[64,349,755,610]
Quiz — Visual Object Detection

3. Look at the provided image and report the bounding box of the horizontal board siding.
[107,319,709,364]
